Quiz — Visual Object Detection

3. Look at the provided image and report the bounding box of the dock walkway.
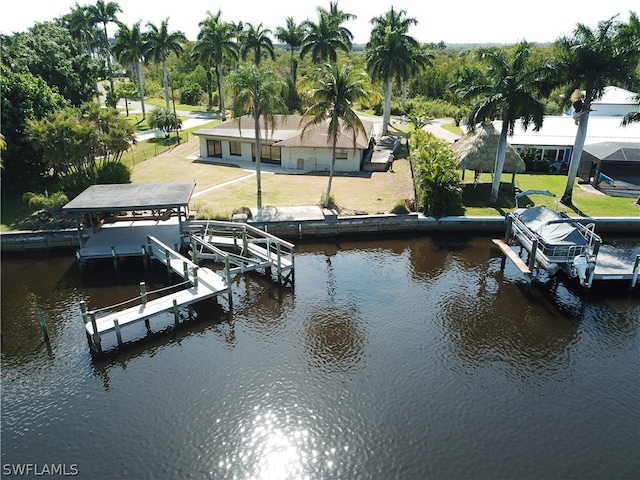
[189,220,295,286]
[83,236,229,352]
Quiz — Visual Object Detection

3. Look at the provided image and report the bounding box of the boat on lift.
[506,190,601,285]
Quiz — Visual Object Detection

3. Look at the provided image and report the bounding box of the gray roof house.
[193,115,379,173]
[492,86,640,190]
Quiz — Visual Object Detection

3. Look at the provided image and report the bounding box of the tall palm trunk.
[561,112,590,205]
[490,123,509,205]
[103,24,115,93]
[382,76,393,136]
[135,61,146,119]
[217,62,225,118]
[253,102,262,210]
[324,135,338,208]
[206,68,213,106]
[162,60,170,110]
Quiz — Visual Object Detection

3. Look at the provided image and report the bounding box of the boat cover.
[515,206,588,246]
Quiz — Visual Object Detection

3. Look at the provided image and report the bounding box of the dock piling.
[172,299,179,326]
[88,312,102,353]
[528,239,539,272]
[114,319,123,347]
[111,246,118,272]
[140,282,147,306]
[38,312,50,343]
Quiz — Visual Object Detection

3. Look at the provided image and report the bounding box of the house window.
[335,148,348,160]
[251,144,281,164]
[229,141,242,156]
[207,139,222,157]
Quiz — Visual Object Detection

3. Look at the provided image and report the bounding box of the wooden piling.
[88,312,102,353]
[38,313,50,343]
[144,318,151,333]
[111,246,118,272]
[528,239,539,272]
[165,249,172,280]
[172,299,179,326]
[114,319,123,347]
[140,281,147,306]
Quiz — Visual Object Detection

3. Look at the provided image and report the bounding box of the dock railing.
[189,220,295,285]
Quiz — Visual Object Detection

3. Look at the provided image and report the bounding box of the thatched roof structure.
[451,123,526,173]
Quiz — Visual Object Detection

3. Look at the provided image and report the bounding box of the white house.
[193,115,377,173]
[493,86,640,187]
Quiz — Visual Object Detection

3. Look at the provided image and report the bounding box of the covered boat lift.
[62,182,195,263]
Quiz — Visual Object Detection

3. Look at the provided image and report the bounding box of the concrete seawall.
[2,214,639,253]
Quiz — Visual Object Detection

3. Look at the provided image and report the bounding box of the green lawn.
[461,172,639,217]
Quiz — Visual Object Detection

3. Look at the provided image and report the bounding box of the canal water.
[1,235,639,480]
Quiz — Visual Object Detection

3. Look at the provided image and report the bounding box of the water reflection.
[303,304,366,372]
[2,237,639,480]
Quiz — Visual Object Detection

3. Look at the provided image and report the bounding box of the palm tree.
[317,1,356,45]
[275,17,306,83]
[64,3,98,56]
[145,19,186,111]
[366,8,422,136]
[301,64,368,208]
[239,23,275,67]
[147,107,182,138]
[300,9,352,64]
[113,21,148,119]
[87,0,121,94]
[622,95,640,126]
[457,42,547,205]
[229,65,285,210]
[555,14,640,205]
[194,10,238,112]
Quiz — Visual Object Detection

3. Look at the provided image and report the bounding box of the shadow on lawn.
[461,182,519,215]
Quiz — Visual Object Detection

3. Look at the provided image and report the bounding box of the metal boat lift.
[496,190,639,288]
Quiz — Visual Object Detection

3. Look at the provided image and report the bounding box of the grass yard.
[2,117,638,231]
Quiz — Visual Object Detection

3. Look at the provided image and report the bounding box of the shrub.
[390,200,410,214]
[320,192,337,210]
[95,162,131,184]
[410,129,463,218]
[22,191,69,212]
[180,82,204,105]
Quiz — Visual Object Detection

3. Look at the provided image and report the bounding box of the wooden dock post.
[142,244,149,272]
[276,243,282,285]
[225,257,233,309]
[88,311,102,354]
[183,261,189,281]
[114,319,123,347]
[144,318,151,333]
[190,237,199,264]
[140,282,147,306]
[632,255,640,288]
[172,299,179,326]
[528,239,539,272]
[38,312,50,343]
[80,301,93,348]
[165,249,172,280]
[265,238,272,277]
[111,246,118,272]
[504,215,513,243]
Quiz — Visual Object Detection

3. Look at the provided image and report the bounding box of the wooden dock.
[82,236,229,353]
[190,220,295,286]
[589,244,640,287]
[492,239,532,275]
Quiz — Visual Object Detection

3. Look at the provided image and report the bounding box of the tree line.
[1,0,638,214]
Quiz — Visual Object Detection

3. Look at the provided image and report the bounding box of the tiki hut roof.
[451,123,526,173]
